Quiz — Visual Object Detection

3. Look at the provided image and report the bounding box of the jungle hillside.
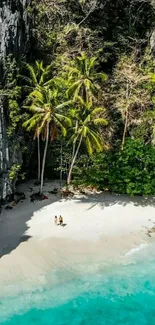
[2,0,155,197]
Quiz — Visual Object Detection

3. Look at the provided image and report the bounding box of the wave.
[125,243,148,256]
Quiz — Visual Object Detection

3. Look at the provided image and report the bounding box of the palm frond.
[55,113,72,127]
[85,137,93,155]
[29,88,44,103]
[56,100,72,110]
[93,118,108,126]
[67,67,80,76]
[26,63,37,85]
[87,57,97,74]
[59,125,67,137]
[76,95,85,106]
[88,130,103,153]
[93,72,108,82]
[39,66,52,85]
[91,107,105,116]
[23,104,44,113]
[66,80,81,98]
[83,126,88,137]
[23,114,41,131]
[38,113,49,135]
[35,61,44,72]
[84,78,92,91]
[43,79,56,87]
[73,84,82,101]
[84,114,91,125]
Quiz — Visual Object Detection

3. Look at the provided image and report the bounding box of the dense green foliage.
[73,139,155,196]
[2,0,155,196]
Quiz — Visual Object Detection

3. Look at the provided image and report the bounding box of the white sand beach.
[0,180,155,298]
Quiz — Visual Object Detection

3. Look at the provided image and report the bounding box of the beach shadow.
[74,192,155,210]
[62,223,67,227]
[56,223,67,227]
[19,235,32,243]
[0,180,63,259]
[0,180,154,259]
[0,235,32,259]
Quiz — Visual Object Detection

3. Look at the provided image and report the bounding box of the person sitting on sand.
[59,215,63,226]
[54,216,58,225]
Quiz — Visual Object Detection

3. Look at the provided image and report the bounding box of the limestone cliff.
[0,0,32,201]
[150,1,155,55]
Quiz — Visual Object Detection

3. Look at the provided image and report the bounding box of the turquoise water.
[1,246,155,325]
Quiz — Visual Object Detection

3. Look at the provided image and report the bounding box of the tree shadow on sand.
[0,191,61,259]
[74,192,155,210]
[0,189,154,259]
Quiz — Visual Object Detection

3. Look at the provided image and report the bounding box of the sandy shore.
[0,180,155,297]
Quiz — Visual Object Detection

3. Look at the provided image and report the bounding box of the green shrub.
[73,139,155,196]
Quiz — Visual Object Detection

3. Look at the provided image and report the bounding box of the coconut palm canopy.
[23,86,72,141]
[65,52,108,106]
[20,61,55,90]
[69,105,108,155]
[22,53,109,190]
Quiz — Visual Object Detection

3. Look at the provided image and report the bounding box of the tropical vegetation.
[3,0,155,196]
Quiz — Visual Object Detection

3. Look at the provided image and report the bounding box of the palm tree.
[21,60,54,90]
[21,61,54,182]
[23,86,71,194]
[67,106,108,185]
[64,52,107,163]
[65,52,108,106]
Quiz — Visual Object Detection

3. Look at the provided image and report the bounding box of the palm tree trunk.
[60,141,63,185]
[121,108,128,150]
[67,134,83,185]
[72,120,78,159]
[37,135,41,183]
[122,82,130,150]
[40,124,49,194]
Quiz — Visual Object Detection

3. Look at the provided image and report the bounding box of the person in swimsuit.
[54,216,58,225]
[59,215,63,226]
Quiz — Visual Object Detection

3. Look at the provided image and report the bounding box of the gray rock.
[0,0,31,60]
[151,0,155,8]
[0,0,32,201]
[150,29,155,56]
[150,0,155,55]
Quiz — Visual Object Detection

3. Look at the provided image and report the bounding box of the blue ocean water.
[1,245,155,325]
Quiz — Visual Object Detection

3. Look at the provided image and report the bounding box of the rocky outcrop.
[0,0,32,201]
[0,0,31,59]
[150,1,155,55]
[150,30,155,56]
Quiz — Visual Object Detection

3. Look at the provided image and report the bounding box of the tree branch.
[78,0,98,26]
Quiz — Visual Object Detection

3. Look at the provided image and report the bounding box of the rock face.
[150,30,155,56]
[150,1,155,55]
[0,0,32,201]
[0,0,31,59]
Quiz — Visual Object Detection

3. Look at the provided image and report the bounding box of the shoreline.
[0,180,155,299]
[0,235,154,299]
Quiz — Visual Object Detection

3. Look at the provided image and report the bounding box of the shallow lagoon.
[1,243,155,325]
